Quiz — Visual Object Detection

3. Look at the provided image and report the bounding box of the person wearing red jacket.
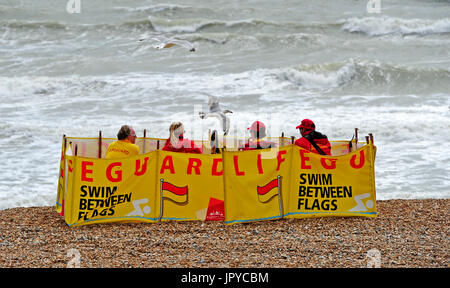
[162,122,202,154]
[295,119,331,155]
[242,121,277,151]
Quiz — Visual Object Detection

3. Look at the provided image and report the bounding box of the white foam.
[148,16,275,33]
[342,16,450,36]
[276,60,357,90]
[114,4,191,13]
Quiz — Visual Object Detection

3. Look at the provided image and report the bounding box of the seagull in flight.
[199,96,233,136]
[139,35,196,52]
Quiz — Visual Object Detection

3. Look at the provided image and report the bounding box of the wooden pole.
[281,132,285,147]
[223,134,226,152]
[74,144,78,156]
[98,130,102,158]
[208,129,212,154]
[211,130,217,154]
[369,133,374,144]
[365,136,370,144]
[143,129,147,154]
[291,136,295,144]
[63,134,67,152]
[157,140,160,150]
[354,128,359,150]
[216,132,219,154]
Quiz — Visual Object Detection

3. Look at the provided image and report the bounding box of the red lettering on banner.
[321,158,337,169]
[81,161,94,182]
[234,155,245,176]
[134,157,149,176]
[257,154,264,174]
[300,149,311,169]
[277,150,287,171]
[187,158,202,175]
[160,155,175,174]
[350,150,365,169]
[106,162,122,182]
[212,158,223,176]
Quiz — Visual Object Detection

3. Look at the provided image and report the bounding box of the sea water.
[0,0,449,209]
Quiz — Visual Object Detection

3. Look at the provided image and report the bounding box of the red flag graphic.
[257,178,279,203]
[162,182,188,196]
[161,181,188,204]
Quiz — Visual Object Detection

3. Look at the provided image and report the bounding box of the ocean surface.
[0,0,449,209]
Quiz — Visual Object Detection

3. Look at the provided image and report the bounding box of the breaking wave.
[341,16,450,36]
[146,17,281,33]
[0,17,287,34]
[271,60,450,93]
[3,16,449,38]
[113,4,192,13]
[0,20,67,30]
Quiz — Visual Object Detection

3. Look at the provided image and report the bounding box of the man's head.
[296,119,315,137]
[117,125,137,144]
[248,121,266,139]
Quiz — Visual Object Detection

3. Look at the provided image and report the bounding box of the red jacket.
[295,131,331,155]
[242,139,277,151]
[162,138,202,154]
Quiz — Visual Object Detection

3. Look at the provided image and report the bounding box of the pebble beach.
[0,199,447,268]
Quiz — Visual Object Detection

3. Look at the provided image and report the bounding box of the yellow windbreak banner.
[58,135,376,226]
[157,151,224,221]
[285,144,377,219]
[223,147,293,224]
[64,151,159,227]
[223,144,377,224]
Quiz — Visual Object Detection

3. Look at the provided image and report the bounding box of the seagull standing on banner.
[199,96,233,136]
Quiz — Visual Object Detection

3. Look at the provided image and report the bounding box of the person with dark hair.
[295,119,331,155]
[242,121,277,151]
[105,125,139,159]
[162,122,202,154]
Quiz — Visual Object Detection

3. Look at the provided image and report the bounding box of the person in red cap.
[162,122,202,154]
[295,119,331,155]
[242,121,277,151]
